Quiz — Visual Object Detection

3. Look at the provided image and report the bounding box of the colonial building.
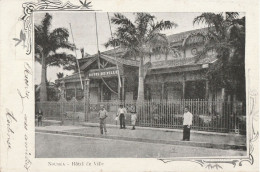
[57,28,227,103]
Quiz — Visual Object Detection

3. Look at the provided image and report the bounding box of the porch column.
[74,83,77,99]
[98,80,101,102]
[182,74,186,99]
[59,80,66,123]
[122,77,125,101]
[161,82,165,100]
[60,80,66,100]
[205,80,209,100]
[84,78,90,122]
[118,77,121,101]
[100,82,104,101]
[221,88,225,100]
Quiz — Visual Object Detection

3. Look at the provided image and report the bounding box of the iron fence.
[35,99,246,134]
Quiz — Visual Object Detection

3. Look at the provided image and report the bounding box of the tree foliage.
[35,13,76,101]
[192,12,245,101]
[35,13,76,71]
[105,13,178,60]
[105,13,178,102]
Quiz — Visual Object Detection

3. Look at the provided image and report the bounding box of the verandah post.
[84,78,90,122]
[60,80,66,125]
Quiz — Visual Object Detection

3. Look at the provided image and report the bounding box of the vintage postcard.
[0,0,259,171]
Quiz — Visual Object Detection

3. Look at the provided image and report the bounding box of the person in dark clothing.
[37,109,43,126]
[182,107,193,141]
[117,104,127,129]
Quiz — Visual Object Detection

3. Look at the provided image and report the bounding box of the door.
[185,80,206,99]
[89,87,98,103]
[166,82,182,100]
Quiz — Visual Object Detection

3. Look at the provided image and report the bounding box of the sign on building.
[88,68,121,78]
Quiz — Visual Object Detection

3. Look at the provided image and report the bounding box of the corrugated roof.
[150,54,217,69]
[56,73,85,82]
[167,27,209,43]
[100,54,139,67]
[80,28,209,60]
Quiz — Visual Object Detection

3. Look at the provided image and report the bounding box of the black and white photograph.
[34,11,247,158]
[1,0,259,171]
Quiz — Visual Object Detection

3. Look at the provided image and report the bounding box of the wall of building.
[141,44,216,64]
[145,70,208,100]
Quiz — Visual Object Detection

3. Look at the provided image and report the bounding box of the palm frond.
[194,13,224,30]
[50,28,70,40]
[149,20,177,37]
[46,53,76,68]
[225,12,239,21]
[135,13,155,39]
[42,13,52,37]
[106,12,178,61]
[48,27,75,52]
[111,13,135,30]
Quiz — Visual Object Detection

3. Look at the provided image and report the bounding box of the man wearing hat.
[117,104,127,129]
[98,105,108,134]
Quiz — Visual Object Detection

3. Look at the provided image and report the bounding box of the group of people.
[98,105,193,141]
[36,105,192,140]
[98,104,137,135]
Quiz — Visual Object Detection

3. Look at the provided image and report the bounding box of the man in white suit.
[182,107,193,141]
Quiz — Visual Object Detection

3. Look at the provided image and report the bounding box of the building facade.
[57,28,229,103]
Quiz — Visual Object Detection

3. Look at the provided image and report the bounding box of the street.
[36,132,246,158]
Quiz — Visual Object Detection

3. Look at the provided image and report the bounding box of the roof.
[79,52,139,71]
[101,47,125,57]
[79,27,210,61]
[79,47,124,62]
[150,54,218,70]
[100,54,139,67]
[80,56,97,70]
[58,55,217,82]
[58,28,217,82]
[56,73,85,83]
[167,27,209,43]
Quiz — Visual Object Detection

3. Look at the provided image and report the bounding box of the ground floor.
[64,69,228,103]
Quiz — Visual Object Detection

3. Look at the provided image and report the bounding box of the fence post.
[60,100,63,125]
[74,97,77,125]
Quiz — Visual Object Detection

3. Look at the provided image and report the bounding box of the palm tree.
[35,13,76,102]
[185,12,245,101]
[105,13,177,102]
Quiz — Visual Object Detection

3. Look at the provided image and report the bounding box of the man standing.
[98,105,108,135]
[182,107,193,141]
[37,109,43,126]
[117,104,127,129]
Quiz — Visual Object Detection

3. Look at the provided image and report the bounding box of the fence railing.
[35,99,246,134]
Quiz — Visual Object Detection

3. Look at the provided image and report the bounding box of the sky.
[34,12,209,84]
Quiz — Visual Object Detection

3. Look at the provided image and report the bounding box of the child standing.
[131,111,137,130]
[37,109,43,126]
